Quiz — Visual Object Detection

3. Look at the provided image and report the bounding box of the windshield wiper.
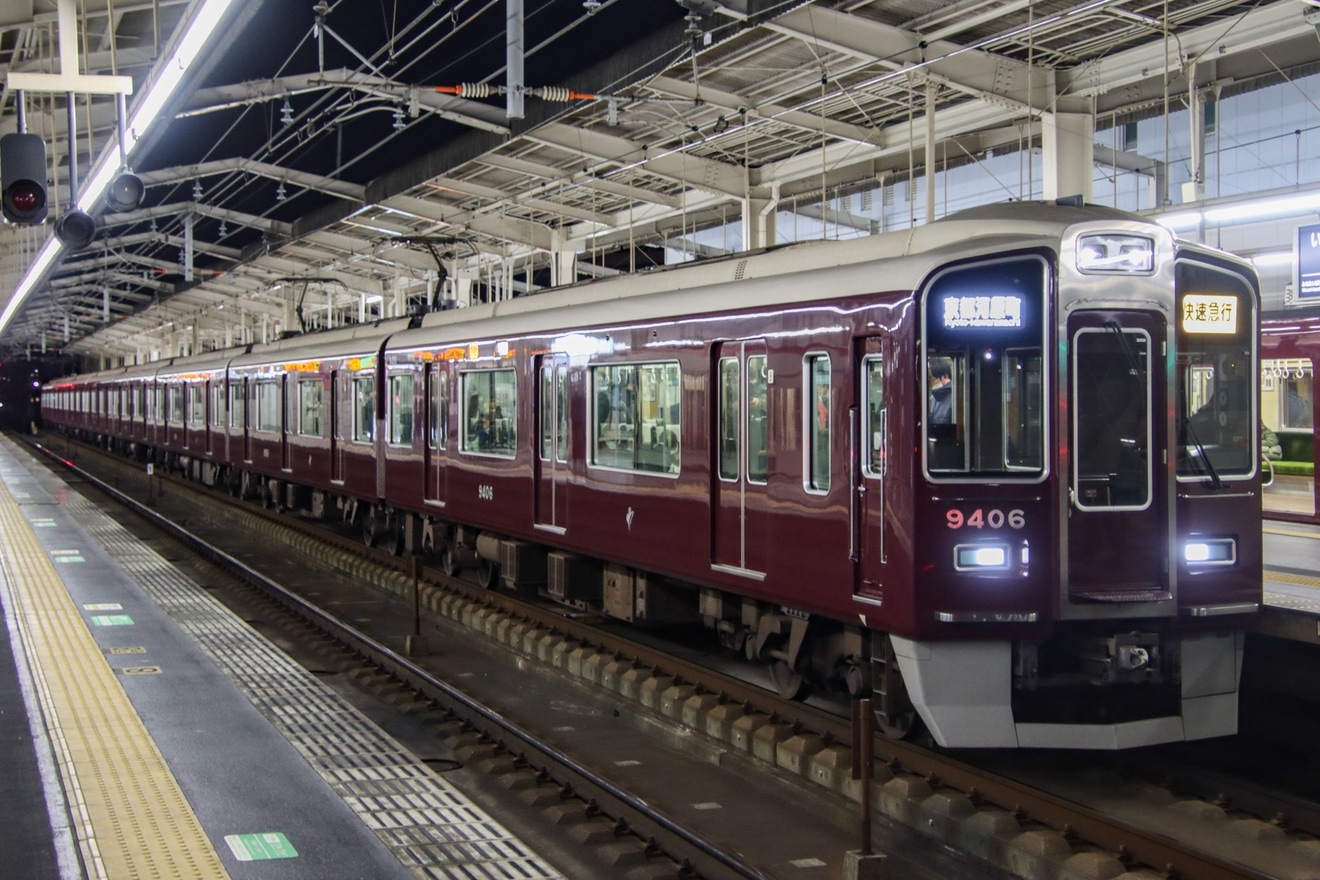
[1105,321,1143,377]
[1182,414,1224,490]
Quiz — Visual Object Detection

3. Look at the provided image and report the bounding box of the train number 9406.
[946,508,1026,529]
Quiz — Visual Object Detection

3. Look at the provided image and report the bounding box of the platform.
[0,436,563,880]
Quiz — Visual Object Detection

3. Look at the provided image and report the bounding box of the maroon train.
[1260,311,1320,523]
[44,201,1263,748]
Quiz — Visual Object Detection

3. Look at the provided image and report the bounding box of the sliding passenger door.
[711,341,769,577]
[423,362,448,507]
[854,335,890,602]
[534,354,569,532]
[331,370,345,483]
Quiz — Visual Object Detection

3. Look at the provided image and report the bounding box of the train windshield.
[1175,261,1257,481]
[922,256,1047,479]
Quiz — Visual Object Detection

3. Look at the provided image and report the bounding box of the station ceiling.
[2,0,1318,363]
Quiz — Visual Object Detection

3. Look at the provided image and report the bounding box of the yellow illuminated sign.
[1182,295,1237,335]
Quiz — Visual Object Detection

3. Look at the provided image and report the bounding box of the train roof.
[48,201,1254,384]
[383,201,1180,354]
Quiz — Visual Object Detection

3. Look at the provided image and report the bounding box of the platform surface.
[0,435,563,880]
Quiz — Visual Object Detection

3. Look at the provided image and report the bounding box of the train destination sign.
[1181,294,1237,334]
[1298,222,1320,302]
[942,294,1023,329]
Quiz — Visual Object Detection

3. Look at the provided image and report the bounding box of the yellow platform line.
[0,480,230,880]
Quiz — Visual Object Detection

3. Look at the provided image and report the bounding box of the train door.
[854,336,890,601]
[534,354,569,532]
[1066,311,1168,602]
[241,377,252,462]
[711,341,769,576]
[280,374,291,471]
[423,363,448,507]
[331,370,345,483]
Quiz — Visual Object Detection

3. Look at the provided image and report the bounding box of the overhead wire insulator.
[434,83,500,98]
[528,87,597,101]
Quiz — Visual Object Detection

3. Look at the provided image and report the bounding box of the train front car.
[898,206,1261,748]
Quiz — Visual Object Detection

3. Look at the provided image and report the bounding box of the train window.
[1262,357,1314,431]
[1004,350,1043,470]
[189,385,205,426]
[591,362,680,474]
[211,383,224,428]
[299,379,324,437]
[922,256,1047,480]
[462,369,516,456]
[807,355,831,492]
[388,373,414,445]
[352,376,375,443]
[539,366,553,460]
[556,371,568,464]
[427,368,448,450]
[1176,262,1256,480]
[168,385,184,424]
[747,356,768,484]
[537,365,569,463]
[718,359,739,480]
[255,380,281,432]
[862,358,885,477]
[1073,328,1151,509]
[229,381,244,428]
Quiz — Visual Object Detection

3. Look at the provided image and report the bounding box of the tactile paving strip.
[63,493,563,880]
[0,478,231,880]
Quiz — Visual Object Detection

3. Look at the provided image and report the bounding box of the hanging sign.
[1297,223,1320,303]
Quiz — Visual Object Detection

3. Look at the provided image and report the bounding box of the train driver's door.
[534,354,569,532]
[855,336,889,602]
[423,363,448,508]
[711,341,769,577]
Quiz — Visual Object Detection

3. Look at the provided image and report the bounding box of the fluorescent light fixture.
[0,0,237,337]
[1203,192,1320,224]
[1250,251,1294,267]
[0,239,61,330]
[1157,211,1202,231]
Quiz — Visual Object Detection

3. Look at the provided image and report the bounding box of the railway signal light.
[1,133,48,225]
[55,210,97,250]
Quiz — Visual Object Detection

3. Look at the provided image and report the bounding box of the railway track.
[26,432,1318,880]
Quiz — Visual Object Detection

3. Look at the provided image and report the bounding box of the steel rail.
[34,436,1267,880]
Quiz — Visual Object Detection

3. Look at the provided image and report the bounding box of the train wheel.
[385,512,404,557]
[362,508,380,548]
[440,544,462,577]
[769,660,807,701]
[476,558,500,590]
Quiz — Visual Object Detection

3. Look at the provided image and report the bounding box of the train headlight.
[1184,537,1236,566]
[954,543,1011,572]
[1076,234,1155,274]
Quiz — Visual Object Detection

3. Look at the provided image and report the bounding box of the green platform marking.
[84,603,124,611]
[109,646,147,655]
[29,518,55,527]
[53,556,86,563]
[51,549,85,564]
[224,832,298,862]
[90,615,134,627]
